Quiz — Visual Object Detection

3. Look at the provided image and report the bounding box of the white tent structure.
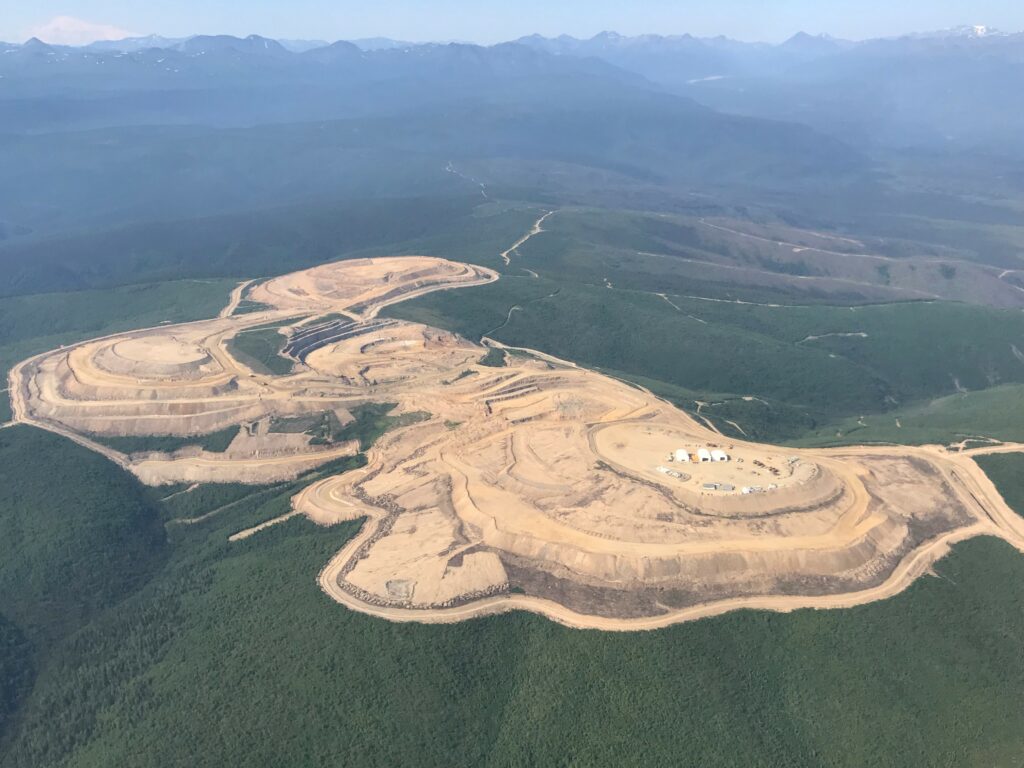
[697,448,712,463]
[711,449,729,462]
[674,449,691,463]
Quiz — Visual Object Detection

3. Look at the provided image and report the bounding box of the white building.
[711,449,729,462]
[674,449,691,463]
[697,448,712,463]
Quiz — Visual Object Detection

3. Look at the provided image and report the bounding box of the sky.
[4,1,1023,46]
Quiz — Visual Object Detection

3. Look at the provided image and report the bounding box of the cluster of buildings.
[653,444,783,495]
[669,447,729,464]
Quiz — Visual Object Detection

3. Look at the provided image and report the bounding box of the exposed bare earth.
[9,257,496,484]
[10,255,1024,631]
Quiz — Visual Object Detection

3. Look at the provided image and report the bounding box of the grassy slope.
[794,385,1024,447]
[512,208,899,304]
[668,297,1024,401]
[0,196,484,298]
[514,205,1024,297]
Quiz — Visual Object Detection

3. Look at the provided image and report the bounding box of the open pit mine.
[10,256,1024,630]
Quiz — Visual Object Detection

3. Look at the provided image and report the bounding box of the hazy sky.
[5,1,1023,45]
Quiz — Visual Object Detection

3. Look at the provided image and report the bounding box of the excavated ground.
[10,254,1024,630]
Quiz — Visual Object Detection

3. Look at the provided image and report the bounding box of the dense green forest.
[0,196,491,298]
[0,618,31,743]
[89,426,241,455]
[0,427,168,751]
[974,453,1024,519]
[0,429,167,647]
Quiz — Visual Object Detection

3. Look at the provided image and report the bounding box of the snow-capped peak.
[910,24,1007,40]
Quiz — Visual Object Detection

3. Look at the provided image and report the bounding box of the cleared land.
[10,255,1024,630]
[9,257,495,484]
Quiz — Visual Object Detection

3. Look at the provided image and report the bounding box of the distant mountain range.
[2,25,1022,245]
[513,27,1024,81]
[5,25,1018,59]
[0,34,637,106]
[512,29,1024,151]
[3,27,1021,152]
[0,31,873,242]
[82,34,191,52]
[0,34,450,54]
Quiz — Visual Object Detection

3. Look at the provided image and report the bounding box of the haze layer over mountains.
[1,25,1022,294]
[4,26,1021,149]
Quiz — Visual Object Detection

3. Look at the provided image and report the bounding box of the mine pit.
[10,255,1024,630]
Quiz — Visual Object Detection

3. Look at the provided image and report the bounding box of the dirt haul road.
[314,521,992,631]
[219,279,255,318]
[10,253,1024,631]
[10,257,497,484]
[500,210,555,266]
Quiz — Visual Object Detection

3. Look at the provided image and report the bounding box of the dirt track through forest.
[220,279,255,318]
[500,210,555,266]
